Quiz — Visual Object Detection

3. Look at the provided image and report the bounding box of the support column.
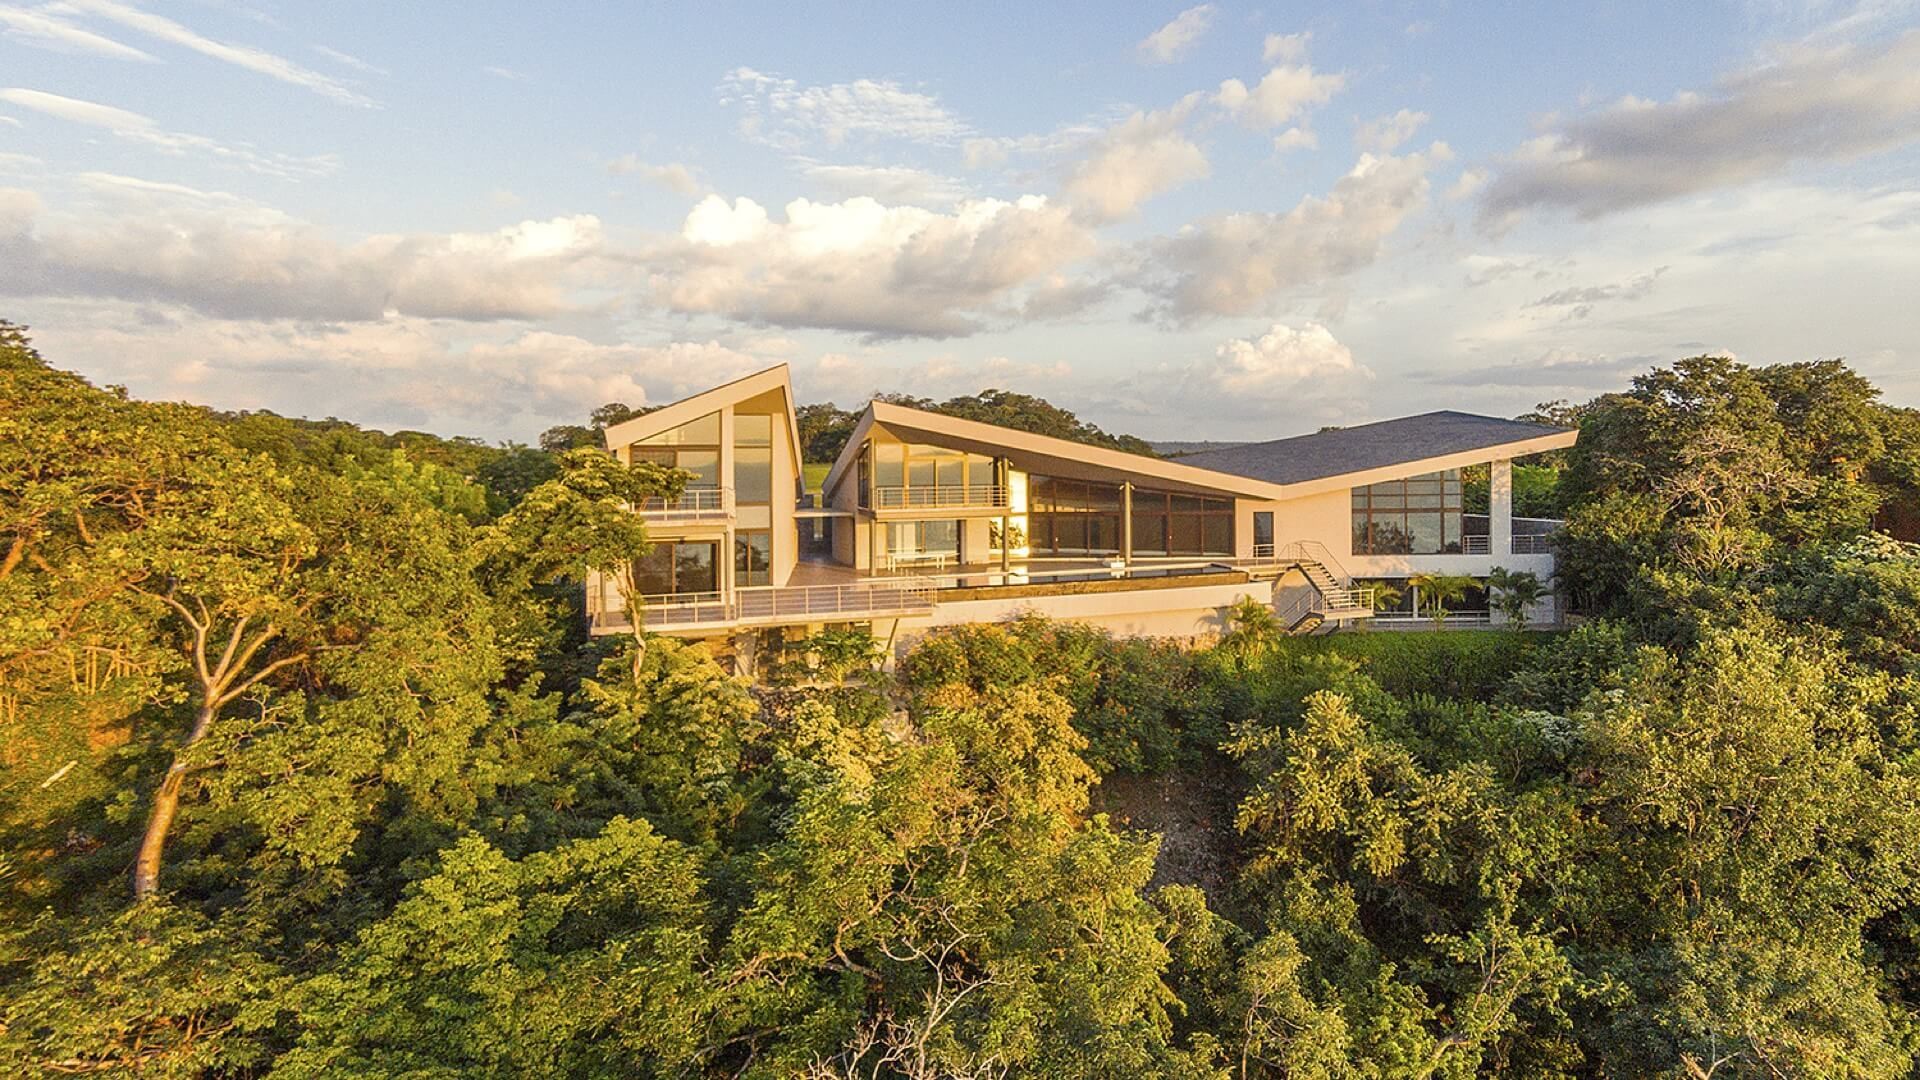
[998,458,1011,578]
[1489,458,1513,626]
[1121,481,1133,566]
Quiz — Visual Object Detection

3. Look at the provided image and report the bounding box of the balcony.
[871,484,1009,511]
[636,486,731,522]
[593,577,939,633]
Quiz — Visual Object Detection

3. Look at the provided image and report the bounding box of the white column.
[1121,481,1133,566]
[1489,458,1512,626]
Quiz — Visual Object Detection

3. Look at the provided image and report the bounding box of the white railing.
[1372,610,1494,631]
[636,487,731,519]
[1462,535,1491,555]
[872,484,1009,510]
[608,578,940,631]
[1316,586,1375,614]
[735,578,937,623]
[1271,539,1356,583]
[1510,534,1555,555]
[883,550,953,575]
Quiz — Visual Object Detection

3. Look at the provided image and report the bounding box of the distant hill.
[1154,440,1249,458]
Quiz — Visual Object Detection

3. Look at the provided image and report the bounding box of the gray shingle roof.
[1173,410,1573,486]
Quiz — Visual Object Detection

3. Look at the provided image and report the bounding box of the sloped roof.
[599,364,804,467]
[1175,411,1575,486]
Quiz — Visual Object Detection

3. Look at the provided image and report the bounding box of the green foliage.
[878,388,1158,456]
[1487,566,1548,628]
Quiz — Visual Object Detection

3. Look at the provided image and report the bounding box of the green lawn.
[802,462,830,495]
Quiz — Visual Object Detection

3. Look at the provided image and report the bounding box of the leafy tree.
[796,402,861,464]
[1407,572,1475,629]
[1487,566,1548,629]
[879,389,1158,457]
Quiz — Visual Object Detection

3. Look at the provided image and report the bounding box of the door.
[1253,511,1274,557]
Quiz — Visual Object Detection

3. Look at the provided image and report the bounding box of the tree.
[480,447,684,668]
[1487,566,1548,629]
[796,402,861,464]
[879,389,1157,456]
[1407,573,1474,629]
[1221,596,1282,665]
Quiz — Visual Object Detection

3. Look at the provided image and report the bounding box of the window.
[634,541,718,596]
[735,448,772,505]
[1253,511,1274,554]
[734,531,772,587]
[1352,470,1464,554]
[734,413,773,447]
[864,440,997,507]
[1026,475,1123,555]
[882,520,960,559]
[636,411,720,447]
[1130,487,1233,556]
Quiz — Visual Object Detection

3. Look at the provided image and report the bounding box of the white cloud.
[0,4,154,60]
[483,65,528,82]
[659,192,1095,337]
[1445,167,1488,201]
[61,0,375,107]
[1216,61,1344,128]
[1201,321,1366,396]
[796,162,969,205]
[719,66,973,149]
[0,87,338,179]
[1061,95,1210,222]
[1262,31,1310,63]
[605,154,701,195]
[0,178,607,321]
[0,114,19,127]
[313,44,384,76]
[1355,108,1428,153]
[1481,29,1920,223]
[1273,126,1318,153]
[1138,4,1215,64]
[1134,146,1443,319]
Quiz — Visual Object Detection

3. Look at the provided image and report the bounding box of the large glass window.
[1130,488,1233,556]
[636,411,720,447]
[863,440,996,507]
[1352,470,1464,554]
[735,448,772,505]
[734,531,772,587]
[634,541,718,596]
[882,520,960,558]
[1028,475,1124,555]
[734,413,772,447]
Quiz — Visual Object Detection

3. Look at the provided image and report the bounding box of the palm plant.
[1408,572,1475,630]
[1221,595,1282,663]
[1487,566,1548,629]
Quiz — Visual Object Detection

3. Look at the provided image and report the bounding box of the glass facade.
[1351,470,1464,554]
[1130,488,1233,556]
[632,411,722,488]
[1028,476,1124,556]
[883,520,960,558]
[633,541,718,596]
[859,438,996,507]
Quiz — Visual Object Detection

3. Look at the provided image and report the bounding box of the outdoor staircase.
[1244,540,1376,634]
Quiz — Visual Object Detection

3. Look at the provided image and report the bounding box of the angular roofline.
[822,401,1577,503]
[600,364,804,469]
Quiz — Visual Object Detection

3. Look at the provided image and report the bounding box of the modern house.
[586,364,1577,654]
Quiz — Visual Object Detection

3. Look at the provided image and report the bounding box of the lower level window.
[735,531,772,587]
[634,541,718,596]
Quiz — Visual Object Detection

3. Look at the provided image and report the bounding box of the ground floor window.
[882,520,960,559]
[634,541,719,596]
[1130,488,1233,556]
[1352,470,1464,554]
[735,530,772,587]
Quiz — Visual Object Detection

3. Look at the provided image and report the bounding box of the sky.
[3,1,1918,444]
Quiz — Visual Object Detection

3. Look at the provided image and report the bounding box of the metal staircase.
[1244,540,1375,633]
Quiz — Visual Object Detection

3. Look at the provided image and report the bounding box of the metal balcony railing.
[871,484,1009,510]
[636,487,731,520]
[1510,533,1555,555]
[604,578,940,632]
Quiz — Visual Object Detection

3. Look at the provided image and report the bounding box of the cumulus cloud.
[0,4,154,60]
[0,87,338,179]
[1138,4,1215,64]
[1262,32,1310,63]
[796,162,969,205]
[1061,95,1209,222]
[605,154,701,194]
[1217,59,1344,128]
[1480,29,1920,223]
[1273,126,1318,153]
[719,66,973,149]
[0,177,606,321]
[657,192,1095,338]
[1355,109,1428,152]
[1201,321,1365,395]
[1132,146,1443,319]
[60,0,376,107]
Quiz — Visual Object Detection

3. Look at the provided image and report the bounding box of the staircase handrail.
[1273,539,1355,584]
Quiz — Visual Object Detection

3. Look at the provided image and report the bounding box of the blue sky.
[3,1,1918,442]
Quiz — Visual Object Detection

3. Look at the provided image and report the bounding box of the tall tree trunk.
[132,699,216,901]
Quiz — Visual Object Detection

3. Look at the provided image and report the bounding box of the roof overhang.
[600,364,804,470]
[822,400,1579,506]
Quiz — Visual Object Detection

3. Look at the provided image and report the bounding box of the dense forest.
[6,319,1920,1078]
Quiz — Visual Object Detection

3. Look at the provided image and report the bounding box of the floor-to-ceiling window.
[734,413,773,506]
[1028,476,1123,555]
[734,530,771,586]
[861,440,997,508]
[1351,470,1464,554]
[1129,487,1233,556]
[634,541,719,596]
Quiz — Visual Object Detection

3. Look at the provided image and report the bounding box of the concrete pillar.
[1489,458,1512,626]
[1121,481,1134,565]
